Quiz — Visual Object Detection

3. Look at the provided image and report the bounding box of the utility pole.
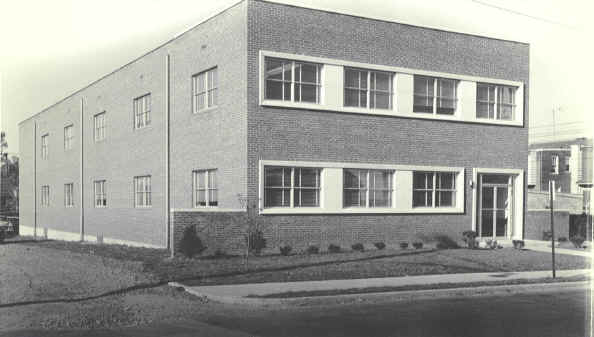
[549,180,556,278]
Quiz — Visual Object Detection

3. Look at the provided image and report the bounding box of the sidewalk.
[524,240,592,258]
[170,269,591,304]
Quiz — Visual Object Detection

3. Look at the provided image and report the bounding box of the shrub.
[306,245,320,254]
[179,226,206,258]
[399,242,409,249]
[462,230,478,249]
[512,240,525,249]
[570,235,585,248]
[412,241,423,249]
[484,239,499,250]
[247,228,266,255]
[435,235,459,249]
[328,244,341,253]
[542,230,553,241]
[374,242,386,250]
[558,237,568,242]
[279,245,292,256]
[351,243,365,252]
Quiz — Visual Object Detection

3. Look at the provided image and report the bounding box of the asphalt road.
[3,284,591,337]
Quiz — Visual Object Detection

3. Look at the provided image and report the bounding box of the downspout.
[34,121,37,238]
[165,53,172,255]
[80,98,84,241]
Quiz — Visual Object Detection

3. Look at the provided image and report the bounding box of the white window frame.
[64,183,74,207]
[94,112,106,142]
[193,169,218,208]
[343,169,394,208]
[64,124,74,150]
[192,67,218,113]
[344,68,393,110]
[263,166,321,208]
[413,75,458,115]
[551,155,560,175]
[476,83,516,121]
[94,180,106,208]
[134,175,151,207]
[41,185,50,207]
[41,134,49,159]
[264,57,322,104]
[412,171,457,208]
[133,94,151,129]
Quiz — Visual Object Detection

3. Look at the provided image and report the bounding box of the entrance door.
[479,174,513,238]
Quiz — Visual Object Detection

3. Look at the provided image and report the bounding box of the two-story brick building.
[19,0,529,253]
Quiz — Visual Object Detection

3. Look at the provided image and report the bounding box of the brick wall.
[525,210,569,240]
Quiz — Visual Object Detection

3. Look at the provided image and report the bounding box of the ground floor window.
[413,171,456,207]
[64,183,74,207]
[343,169,393,207]
[264,166,320,208]
[193,169,218,207]
[41,185,50,207]
[134,176,151,207]
[94,180,106,207]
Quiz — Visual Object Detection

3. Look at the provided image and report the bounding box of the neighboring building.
[528,137,593,194]
[19,0,529,253]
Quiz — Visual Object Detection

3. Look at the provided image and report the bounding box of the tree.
[0,132,18,214]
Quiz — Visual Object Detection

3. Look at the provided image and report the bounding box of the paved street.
[3,283,590,337]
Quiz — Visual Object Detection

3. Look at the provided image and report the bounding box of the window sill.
[134,206,153,209]
[260,207,463,215]
[193,106,218,114]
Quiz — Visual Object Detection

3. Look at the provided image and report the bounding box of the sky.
[1,0,592,153]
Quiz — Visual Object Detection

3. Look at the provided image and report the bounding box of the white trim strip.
[171,208,246,213]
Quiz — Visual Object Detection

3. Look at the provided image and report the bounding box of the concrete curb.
[169,278,591,306]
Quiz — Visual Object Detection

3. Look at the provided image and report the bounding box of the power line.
[470,0,580,31]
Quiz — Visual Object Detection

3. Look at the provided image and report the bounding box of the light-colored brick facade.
[19,0,529,253]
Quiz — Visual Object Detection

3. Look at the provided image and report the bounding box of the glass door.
[478,175,513,239]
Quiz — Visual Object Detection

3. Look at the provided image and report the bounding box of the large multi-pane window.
[64,125,74,150]
[551,155,559,174]
[476,84,516,120]
[133,94,151,129]
[192,67,218,113]
[343,169,393,208]
[413,76,457,115]
[64,183,74,207]
[193,169,218,207]
[41,134,49,159]
[134,175,151,207]
[264,167,320,208]
[265,58,321,103]
[94,112,106,141]
[94,180,106,207]
[413,172,456,207]
[41,185,50,207]
[344,68,393,109]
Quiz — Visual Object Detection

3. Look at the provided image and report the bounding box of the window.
[265,58,321,103]
[192,67,218,113]
[133,94,151,129]
[476,84,516,120]
[64,125,74,150]
[344,68,393,109]
[193,169,218,207]
[94,112,106,141]
[94,180,106,207]
[41,134,48,159]
[551,155,559,174]
[343,169,393,207]
[414,76,457,115]
[134,176,151,207]
[64,183,74,207]
[264,167,320,208]
[413,172,456,207]
[564,156,570,172]
[41,185,50,207]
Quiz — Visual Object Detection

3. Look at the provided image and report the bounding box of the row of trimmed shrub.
[279,241,427,256]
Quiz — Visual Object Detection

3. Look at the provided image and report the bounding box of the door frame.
[471,168,524,240]
[477,177,512,239]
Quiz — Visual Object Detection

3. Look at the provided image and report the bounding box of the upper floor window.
[134,175,151,207]
[134,94,151,129]
[551,155,559,174]
[94,112,106,141]
[413,171,456,208]
[64,124,74,150]
[41,185,50,207]
[264,166,320,208]
[265,58,321,103]
[413,76,458,115]
[193,169,218,207]
[476,84,516,120]
[344,68,393,110]
[343,169,393,208]
[64,183,74,207]
[94,180,107,207]
[41,134,49,159]
[192,67,218,113]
